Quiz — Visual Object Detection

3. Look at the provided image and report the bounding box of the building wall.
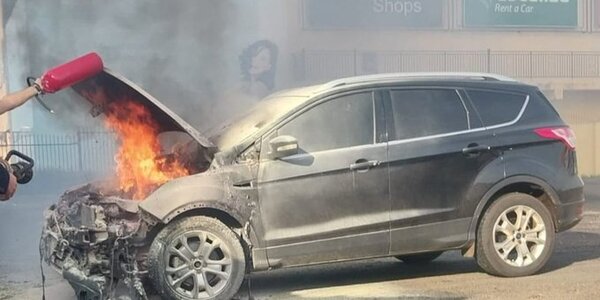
[0,3,5,128]
[0,3,10,136]
[0,3,16,158]
[267,0,600,95]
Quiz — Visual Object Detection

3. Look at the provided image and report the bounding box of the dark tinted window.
[525,91,560,122]
[277,92,374,153]
[390,89,468,140]
[467,90,526,126]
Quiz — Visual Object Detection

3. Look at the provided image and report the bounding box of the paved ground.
[1,177,599,299]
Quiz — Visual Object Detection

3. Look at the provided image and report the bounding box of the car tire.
[476,193,555,277]
[148,216,246,300]
[395,251,443,264]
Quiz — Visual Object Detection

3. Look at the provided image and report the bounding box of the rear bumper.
[555,198,585,232]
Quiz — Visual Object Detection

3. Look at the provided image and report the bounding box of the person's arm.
[0,85,40,115]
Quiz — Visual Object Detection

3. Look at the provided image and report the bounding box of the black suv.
[42,71,584,300]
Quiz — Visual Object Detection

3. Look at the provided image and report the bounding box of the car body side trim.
[455,89,471,129]
[485,95,530,130]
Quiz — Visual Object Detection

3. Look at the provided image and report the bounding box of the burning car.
[40,69,253,300]
[41,71,584,300]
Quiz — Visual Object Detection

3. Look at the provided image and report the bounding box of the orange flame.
[104,101,189,200]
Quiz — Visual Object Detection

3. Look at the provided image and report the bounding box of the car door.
[257,90,390,267]
[385,87,499,254]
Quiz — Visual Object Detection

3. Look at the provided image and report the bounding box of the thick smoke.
[4,0,261,133]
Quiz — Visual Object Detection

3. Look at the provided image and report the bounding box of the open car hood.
[71,69,216,149]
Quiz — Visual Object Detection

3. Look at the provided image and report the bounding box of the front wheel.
[148,216,246,300]
[476,193,555,277]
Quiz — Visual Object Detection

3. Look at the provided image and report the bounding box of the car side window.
[466,90,527,126]
[389,89,468,141]
[276,92,374,153]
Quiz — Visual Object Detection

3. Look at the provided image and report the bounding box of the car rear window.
[466,90,527,127]
[389,89,468,141]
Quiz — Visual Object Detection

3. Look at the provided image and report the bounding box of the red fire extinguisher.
[40,52,104,93]
[28,52,104,113]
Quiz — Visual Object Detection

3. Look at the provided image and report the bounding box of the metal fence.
[294,50,600,83]
[0,131,117,173]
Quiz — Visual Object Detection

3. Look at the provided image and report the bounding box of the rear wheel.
[395,251,443,264]
[476,193,555,277]
[148,216,246,300]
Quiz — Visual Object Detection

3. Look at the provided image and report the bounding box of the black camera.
[4,150,34,184]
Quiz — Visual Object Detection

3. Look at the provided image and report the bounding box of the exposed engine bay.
[41,182,154,299]
[39,132,213,299]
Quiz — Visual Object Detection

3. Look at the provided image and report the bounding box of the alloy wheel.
[492,205,547,267]
[164,230,233,299]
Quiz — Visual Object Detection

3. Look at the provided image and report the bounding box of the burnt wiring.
[41,190,152,300]
[39,235,46,300]
[40,208,64,300]
[108,218,147,299]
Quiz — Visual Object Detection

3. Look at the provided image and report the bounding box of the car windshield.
[208,95,309,150]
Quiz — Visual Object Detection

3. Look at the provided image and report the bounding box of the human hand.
[33,78,44,94]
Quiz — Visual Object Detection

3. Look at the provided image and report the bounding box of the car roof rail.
[323,72,518,89]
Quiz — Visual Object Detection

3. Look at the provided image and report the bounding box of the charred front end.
[41,183,154,299]
[39,69,219,299]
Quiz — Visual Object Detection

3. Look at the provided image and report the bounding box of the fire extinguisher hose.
[27,77,54,114]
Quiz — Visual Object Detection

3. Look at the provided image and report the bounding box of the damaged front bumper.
[40,184,153,299]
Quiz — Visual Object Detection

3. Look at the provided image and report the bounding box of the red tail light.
[534,127,576,150]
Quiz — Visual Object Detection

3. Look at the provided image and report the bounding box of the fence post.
[399,51,404,72]
[0,131,8,158]
[353,48,358,76]
[529,51,533,78]
[443,51,447,71]
[296,48,307,82]
[571,51,575,78]
[77,131,83,172]
[596,123,600,176]
[487,49,491,73]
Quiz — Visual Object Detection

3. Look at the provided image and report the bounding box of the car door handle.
[350,159,380,171]
[462,144,491,155]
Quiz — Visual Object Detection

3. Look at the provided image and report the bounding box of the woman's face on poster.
[249,47,272,76]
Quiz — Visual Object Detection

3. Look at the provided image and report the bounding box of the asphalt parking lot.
[1,177,599,300]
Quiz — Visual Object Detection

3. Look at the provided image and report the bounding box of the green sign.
[464,0,578,28]
[303,0,444,29]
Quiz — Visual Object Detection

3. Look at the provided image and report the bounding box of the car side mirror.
[269,135,299,159]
